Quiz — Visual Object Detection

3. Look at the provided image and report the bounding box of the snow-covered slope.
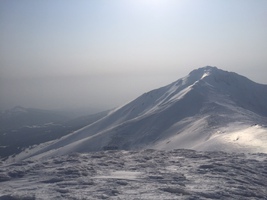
[1,150,267,199]
[9,66,267,161]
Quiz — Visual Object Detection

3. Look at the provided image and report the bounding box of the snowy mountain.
[10,66,267,161]
[1,67,267,199]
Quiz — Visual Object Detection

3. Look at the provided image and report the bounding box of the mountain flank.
[8,66,267,162]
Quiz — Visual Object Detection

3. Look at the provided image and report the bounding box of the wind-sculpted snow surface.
[1,149,267,199]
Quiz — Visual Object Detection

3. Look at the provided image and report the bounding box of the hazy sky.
[1,0,267,111]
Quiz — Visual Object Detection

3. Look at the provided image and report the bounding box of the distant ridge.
[10,66,267,162]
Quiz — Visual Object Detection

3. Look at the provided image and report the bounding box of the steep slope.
[10,66,267,161]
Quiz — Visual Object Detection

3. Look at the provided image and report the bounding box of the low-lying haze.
[1,0,267,111]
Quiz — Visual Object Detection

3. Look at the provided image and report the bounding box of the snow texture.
[0,149,267,199]
[8,66,267,162]
[2,66,267,199]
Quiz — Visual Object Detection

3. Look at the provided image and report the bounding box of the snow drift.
[10,66,267,161]
[2,149,267,199]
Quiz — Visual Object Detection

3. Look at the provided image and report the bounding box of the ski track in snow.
[1,149,267,200]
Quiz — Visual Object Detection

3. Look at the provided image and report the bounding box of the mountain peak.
[179,66,222,87]
[3,106,28,116]
[186,66,252,87]
[12,106,27,112]
[9,66,267,162]
[187,66,226,81]
[189,66,219,76]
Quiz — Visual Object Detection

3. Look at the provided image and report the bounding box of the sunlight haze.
[0,0,266,110]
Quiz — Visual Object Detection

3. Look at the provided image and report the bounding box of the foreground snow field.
[1,149,266,199]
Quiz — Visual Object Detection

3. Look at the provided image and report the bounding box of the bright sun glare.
[143,0,162,5]
[132,0,167,13]
[135,0,163,7]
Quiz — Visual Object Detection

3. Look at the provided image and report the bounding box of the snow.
[7,66,267,162]
[201,72,210,79]
[95,171,142,180]
[1,66,267,199]
[198,124,267,153]
[0,149,266,199]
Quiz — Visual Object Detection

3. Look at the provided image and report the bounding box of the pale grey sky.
[1,0,267,110]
